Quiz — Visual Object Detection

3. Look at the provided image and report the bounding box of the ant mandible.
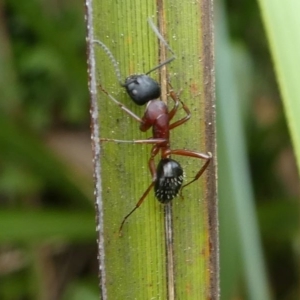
[94,18,212,234]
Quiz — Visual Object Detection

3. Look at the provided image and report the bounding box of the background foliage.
[0,0,299,299]
[0,0,97,299]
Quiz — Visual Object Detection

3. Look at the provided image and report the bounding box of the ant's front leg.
[167,84,191,129]
[98,84,143,124]
[167,87,180,121]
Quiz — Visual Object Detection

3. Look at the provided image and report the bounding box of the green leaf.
[258,0,300,173]
[215,1,271,299]
[88,1,217,298]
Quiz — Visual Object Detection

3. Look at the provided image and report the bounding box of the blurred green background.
[0,0,299,299]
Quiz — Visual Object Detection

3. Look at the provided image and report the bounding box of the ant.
[94,19,212,234]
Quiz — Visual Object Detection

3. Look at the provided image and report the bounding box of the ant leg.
[100,138,167,145]
[169,149,212,194]
[119,146,159,235]
[98,84,143,124]
[148,145,160,181]
[167,90,180,121]
[119,182,155,236]
[169,99,191,129]
[167,83,191,128]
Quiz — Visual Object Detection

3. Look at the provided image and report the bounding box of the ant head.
[123,74,161,105]
[122,55,175,105]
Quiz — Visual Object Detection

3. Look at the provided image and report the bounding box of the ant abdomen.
[155,158,184,203]
[123,74,161,105]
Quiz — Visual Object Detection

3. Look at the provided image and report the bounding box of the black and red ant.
[94,19,212,234]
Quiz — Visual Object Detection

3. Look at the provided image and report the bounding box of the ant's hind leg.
[180,152,212,192]
[119,146,159,235]
[119,182,154,236]
[169,149,212,196]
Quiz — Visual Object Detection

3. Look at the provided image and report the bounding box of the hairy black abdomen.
[155,158,183,203]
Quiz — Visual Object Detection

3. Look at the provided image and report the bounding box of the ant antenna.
[146,18,176,75]
[93,18,175,89]
[92,39,124,86]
